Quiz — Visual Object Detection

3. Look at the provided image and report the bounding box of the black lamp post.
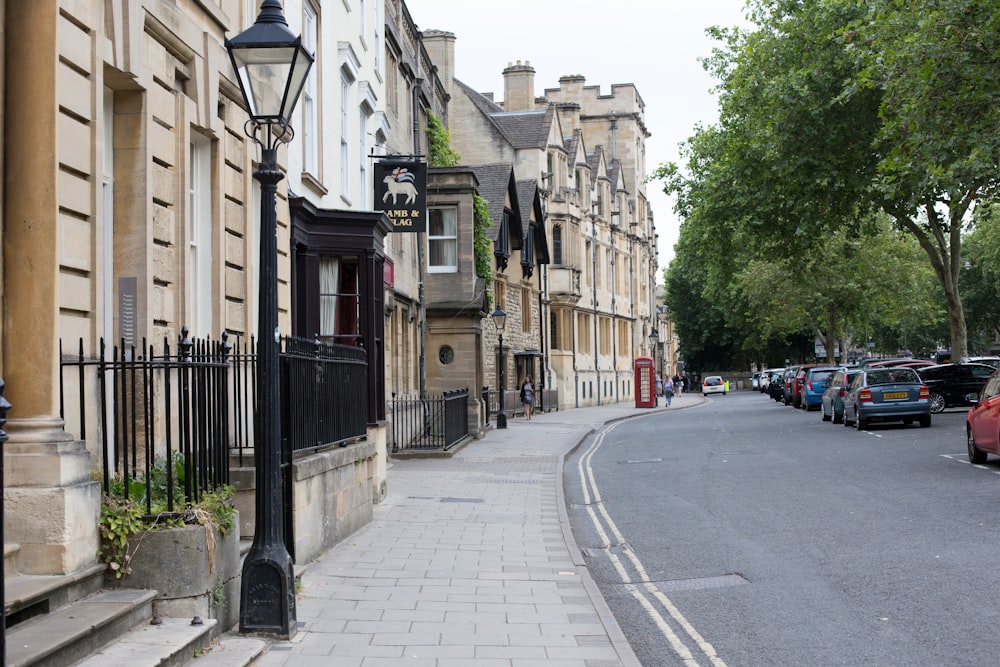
[491,307,508,429]
[226,0,313,639]
[648,328,659,363]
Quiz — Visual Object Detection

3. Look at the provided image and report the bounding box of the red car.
[966,369,1000,463]
[791,364,827,408]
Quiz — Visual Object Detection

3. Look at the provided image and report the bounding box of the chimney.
[503,60,535,112]
[421,30,456,98]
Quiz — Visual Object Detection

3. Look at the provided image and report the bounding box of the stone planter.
[114,512,241,635]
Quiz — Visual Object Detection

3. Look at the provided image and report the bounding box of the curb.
[554,396,705,667]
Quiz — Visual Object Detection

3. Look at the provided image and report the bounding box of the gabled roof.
[468,163,524,245]
[516,179,550,266]
[455,79,562,152]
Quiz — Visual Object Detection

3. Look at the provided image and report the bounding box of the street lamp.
[491,306,508,429]
[226,0,313,639]
[648,328,659,378]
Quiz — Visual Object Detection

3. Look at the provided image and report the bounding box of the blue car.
[799,366,841,411]
[843,367,931,430]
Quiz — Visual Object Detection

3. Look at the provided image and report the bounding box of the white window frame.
[302,2,319,176]
[427,206,458,273]
[188,133,213,338]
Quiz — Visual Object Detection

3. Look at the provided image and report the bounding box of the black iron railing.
[60,330,232,515]
[390,388,469,452]
[60,330,370,515]
[279,336,368,453]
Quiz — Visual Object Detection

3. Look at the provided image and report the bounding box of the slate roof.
[516,179,550,265]
[455,79,554,150]
[468,163,523,244]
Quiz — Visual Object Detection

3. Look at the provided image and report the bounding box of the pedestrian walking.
[663,375,675,407]
[519,375,535,420]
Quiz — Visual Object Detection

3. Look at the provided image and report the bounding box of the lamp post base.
[239,544,297,638]
[496,411,507,429]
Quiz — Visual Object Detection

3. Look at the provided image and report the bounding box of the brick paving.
[251,394,702,666]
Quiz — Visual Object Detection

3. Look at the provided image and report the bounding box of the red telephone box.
[634,357,657,408]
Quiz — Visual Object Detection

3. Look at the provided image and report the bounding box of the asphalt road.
[565,390,1000,667]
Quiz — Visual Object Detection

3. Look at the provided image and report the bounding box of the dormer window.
[494,209,511,270]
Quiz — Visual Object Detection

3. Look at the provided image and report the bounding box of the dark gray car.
[821,368,860,424]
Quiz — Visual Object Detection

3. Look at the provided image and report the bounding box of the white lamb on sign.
[382,174,418,205]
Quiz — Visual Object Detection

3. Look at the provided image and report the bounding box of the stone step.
[4,564,107,627]
[72,615,218,667]
[6,588,156,667]
[189,634,267,667]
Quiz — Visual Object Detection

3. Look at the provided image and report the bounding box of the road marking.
[577,422,728,667]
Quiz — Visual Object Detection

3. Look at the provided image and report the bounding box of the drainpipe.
[592,214,600,406]
[413,79,429,433]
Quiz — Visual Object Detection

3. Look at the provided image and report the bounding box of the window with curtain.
[428,207,458,272]
[319,255,360,345]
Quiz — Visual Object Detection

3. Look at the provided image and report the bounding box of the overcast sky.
[404,0,751,280]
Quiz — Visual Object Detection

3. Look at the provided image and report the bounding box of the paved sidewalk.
[249,392,704,666]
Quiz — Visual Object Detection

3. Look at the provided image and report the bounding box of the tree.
[657,0,1000,360]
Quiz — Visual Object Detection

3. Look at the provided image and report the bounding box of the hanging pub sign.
[374,160,427,232]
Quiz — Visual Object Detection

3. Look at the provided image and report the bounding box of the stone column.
[2,0,99,575]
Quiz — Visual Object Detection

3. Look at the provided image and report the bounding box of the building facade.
[422,33,659,409]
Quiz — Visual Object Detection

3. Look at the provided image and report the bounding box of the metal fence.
[279,336,368,453]
[60,330,370,516]
[60,331,233,515]
[389,389,469,452]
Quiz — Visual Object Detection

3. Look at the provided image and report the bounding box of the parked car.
[751,372,761,390]
[798,366,840,411]
[821,368,861,423]
[966,369,1000,463]
[791,364,828,408]
[702,375,726,396]
[767,370,786,402]
[842,366,931,429]
[962,356,1000,369]
[916,363,995,414]
[782,366,801,405]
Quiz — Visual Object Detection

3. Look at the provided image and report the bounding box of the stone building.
[422,31,659,409]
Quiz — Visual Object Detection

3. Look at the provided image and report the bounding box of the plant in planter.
[98,455,236,581]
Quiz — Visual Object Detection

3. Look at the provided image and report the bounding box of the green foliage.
[473,193,495,308]
[98,455,236,579]
[98,496,147,579]
[653,0,1000,366]
[426,111,460,168]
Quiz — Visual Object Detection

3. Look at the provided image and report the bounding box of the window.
[428,207,458,272]
[494,209,510,270]
[550,308,570,351]
[359,109,368,206]
[340,74,351,196]
[493,279,506,310]
[386,51,398,115]
[188,133,213,337]
[552,224,563,265]
[302,3,319,176]
[521,287,531,332]
[319,255,360,345]
[599,317,611,355]
[577,313,591,354]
